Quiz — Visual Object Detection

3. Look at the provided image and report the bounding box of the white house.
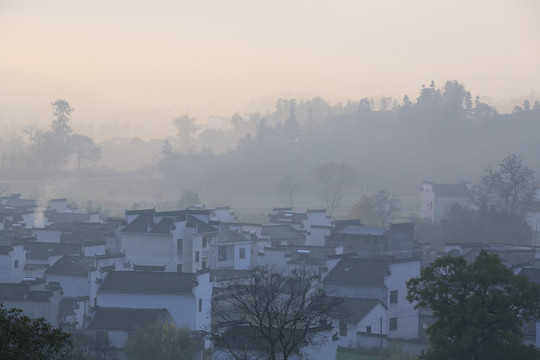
[420,181,472,221]
[0,282,62,327]
[97,270,212,331]
[0,242,25,283]
[323,256,421,340]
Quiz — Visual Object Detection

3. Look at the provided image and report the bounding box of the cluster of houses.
[1,182,540,358]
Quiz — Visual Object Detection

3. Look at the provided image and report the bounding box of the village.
[1,180,540,359]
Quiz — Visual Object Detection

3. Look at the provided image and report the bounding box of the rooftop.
[45,255,96,276]
[88,307,169,331]
[99,271,197,294]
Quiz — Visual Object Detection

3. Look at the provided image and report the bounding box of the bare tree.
[313,161,356,218]
[349,191,401,226]
[212,266,340,360]
[277,175,300,208]
[474,153,537,216]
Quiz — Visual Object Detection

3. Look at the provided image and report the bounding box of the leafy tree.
[212,266,340,360]
[0,303,72,360]
[124,320,195,360]
[474,153,538,216]
[313,161,356,218]
[406,250,540,360]
[349,191,401,226]
[174,115,198,140]
[71,134,101,170]
[277,174,300,208]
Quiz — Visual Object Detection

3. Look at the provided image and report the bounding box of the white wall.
[0,245,25,283]
[385,260,420,339]
[121,233,177,272]
[194,272,212,331]
[46,274,90,298]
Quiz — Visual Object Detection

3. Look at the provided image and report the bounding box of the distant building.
[420,181,472,221]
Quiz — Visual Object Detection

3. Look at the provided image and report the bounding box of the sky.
[1,0,539,139]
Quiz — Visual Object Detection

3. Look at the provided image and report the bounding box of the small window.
[339,319,347,336]
[198,298,202,312]
[239,248,246,259]
[177,239,183,254]
[195,251,200,263]
[218,246,227,261]
[14,260,19,269]
[389,317,398,331]
[366,326,372,334]
[202,258,207,269]
[390,290,398,304]
[202,237,207,248]
[96,331,109,345]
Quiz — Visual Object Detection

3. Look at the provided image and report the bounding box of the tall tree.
[407,250,540,360]
[174,115,198,140]
[212,266,340,360]
[313,161,356,218]
[71,134,101,170]
[474,153,537,216]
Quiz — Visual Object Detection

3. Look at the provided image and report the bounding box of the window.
[177,239,183,254]
[239,248,246,259]
[14,260,18,269]
[96,331,109,346]
[366,326,372,334]
[390,290,398,304]
[202,236,207,248]
[218,246,227,261]
[339,319,347,336]
[195,251,200,263]
[389,317,398,331]
[198,298,202,312]
[202,258,207,269]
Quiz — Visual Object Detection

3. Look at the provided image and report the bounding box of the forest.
[0,80,538,218]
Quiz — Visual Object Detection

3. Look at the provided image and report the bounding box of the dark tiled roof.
[432,183,471,198]
[122,212,155,233]
[88,308,169,331]
[262,225,305,242]
[335,297,385,323]
[217,223,250,243]
[150,218,175,234]
[210,269,251,282]
[519,268,540,284]
[0,283,29,300]
[45,255,96,276]
[187,215,217,234]
[133,264,166,272]
[99,271,196,294]
[0,283,51,302]
[46,211,91,224]
[26,291,51,302]
[156,210,187,221]
[338,225,387,236]
[25,242,81,259]
[125,209,155,216]
[324,258,388,287]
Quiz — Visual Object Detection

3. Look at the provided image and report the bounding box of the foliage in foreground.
[407,250,540,360]
[0,304,71,360]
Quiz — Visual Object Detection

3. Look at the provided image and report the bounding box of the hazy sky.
[1,0,539,138]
